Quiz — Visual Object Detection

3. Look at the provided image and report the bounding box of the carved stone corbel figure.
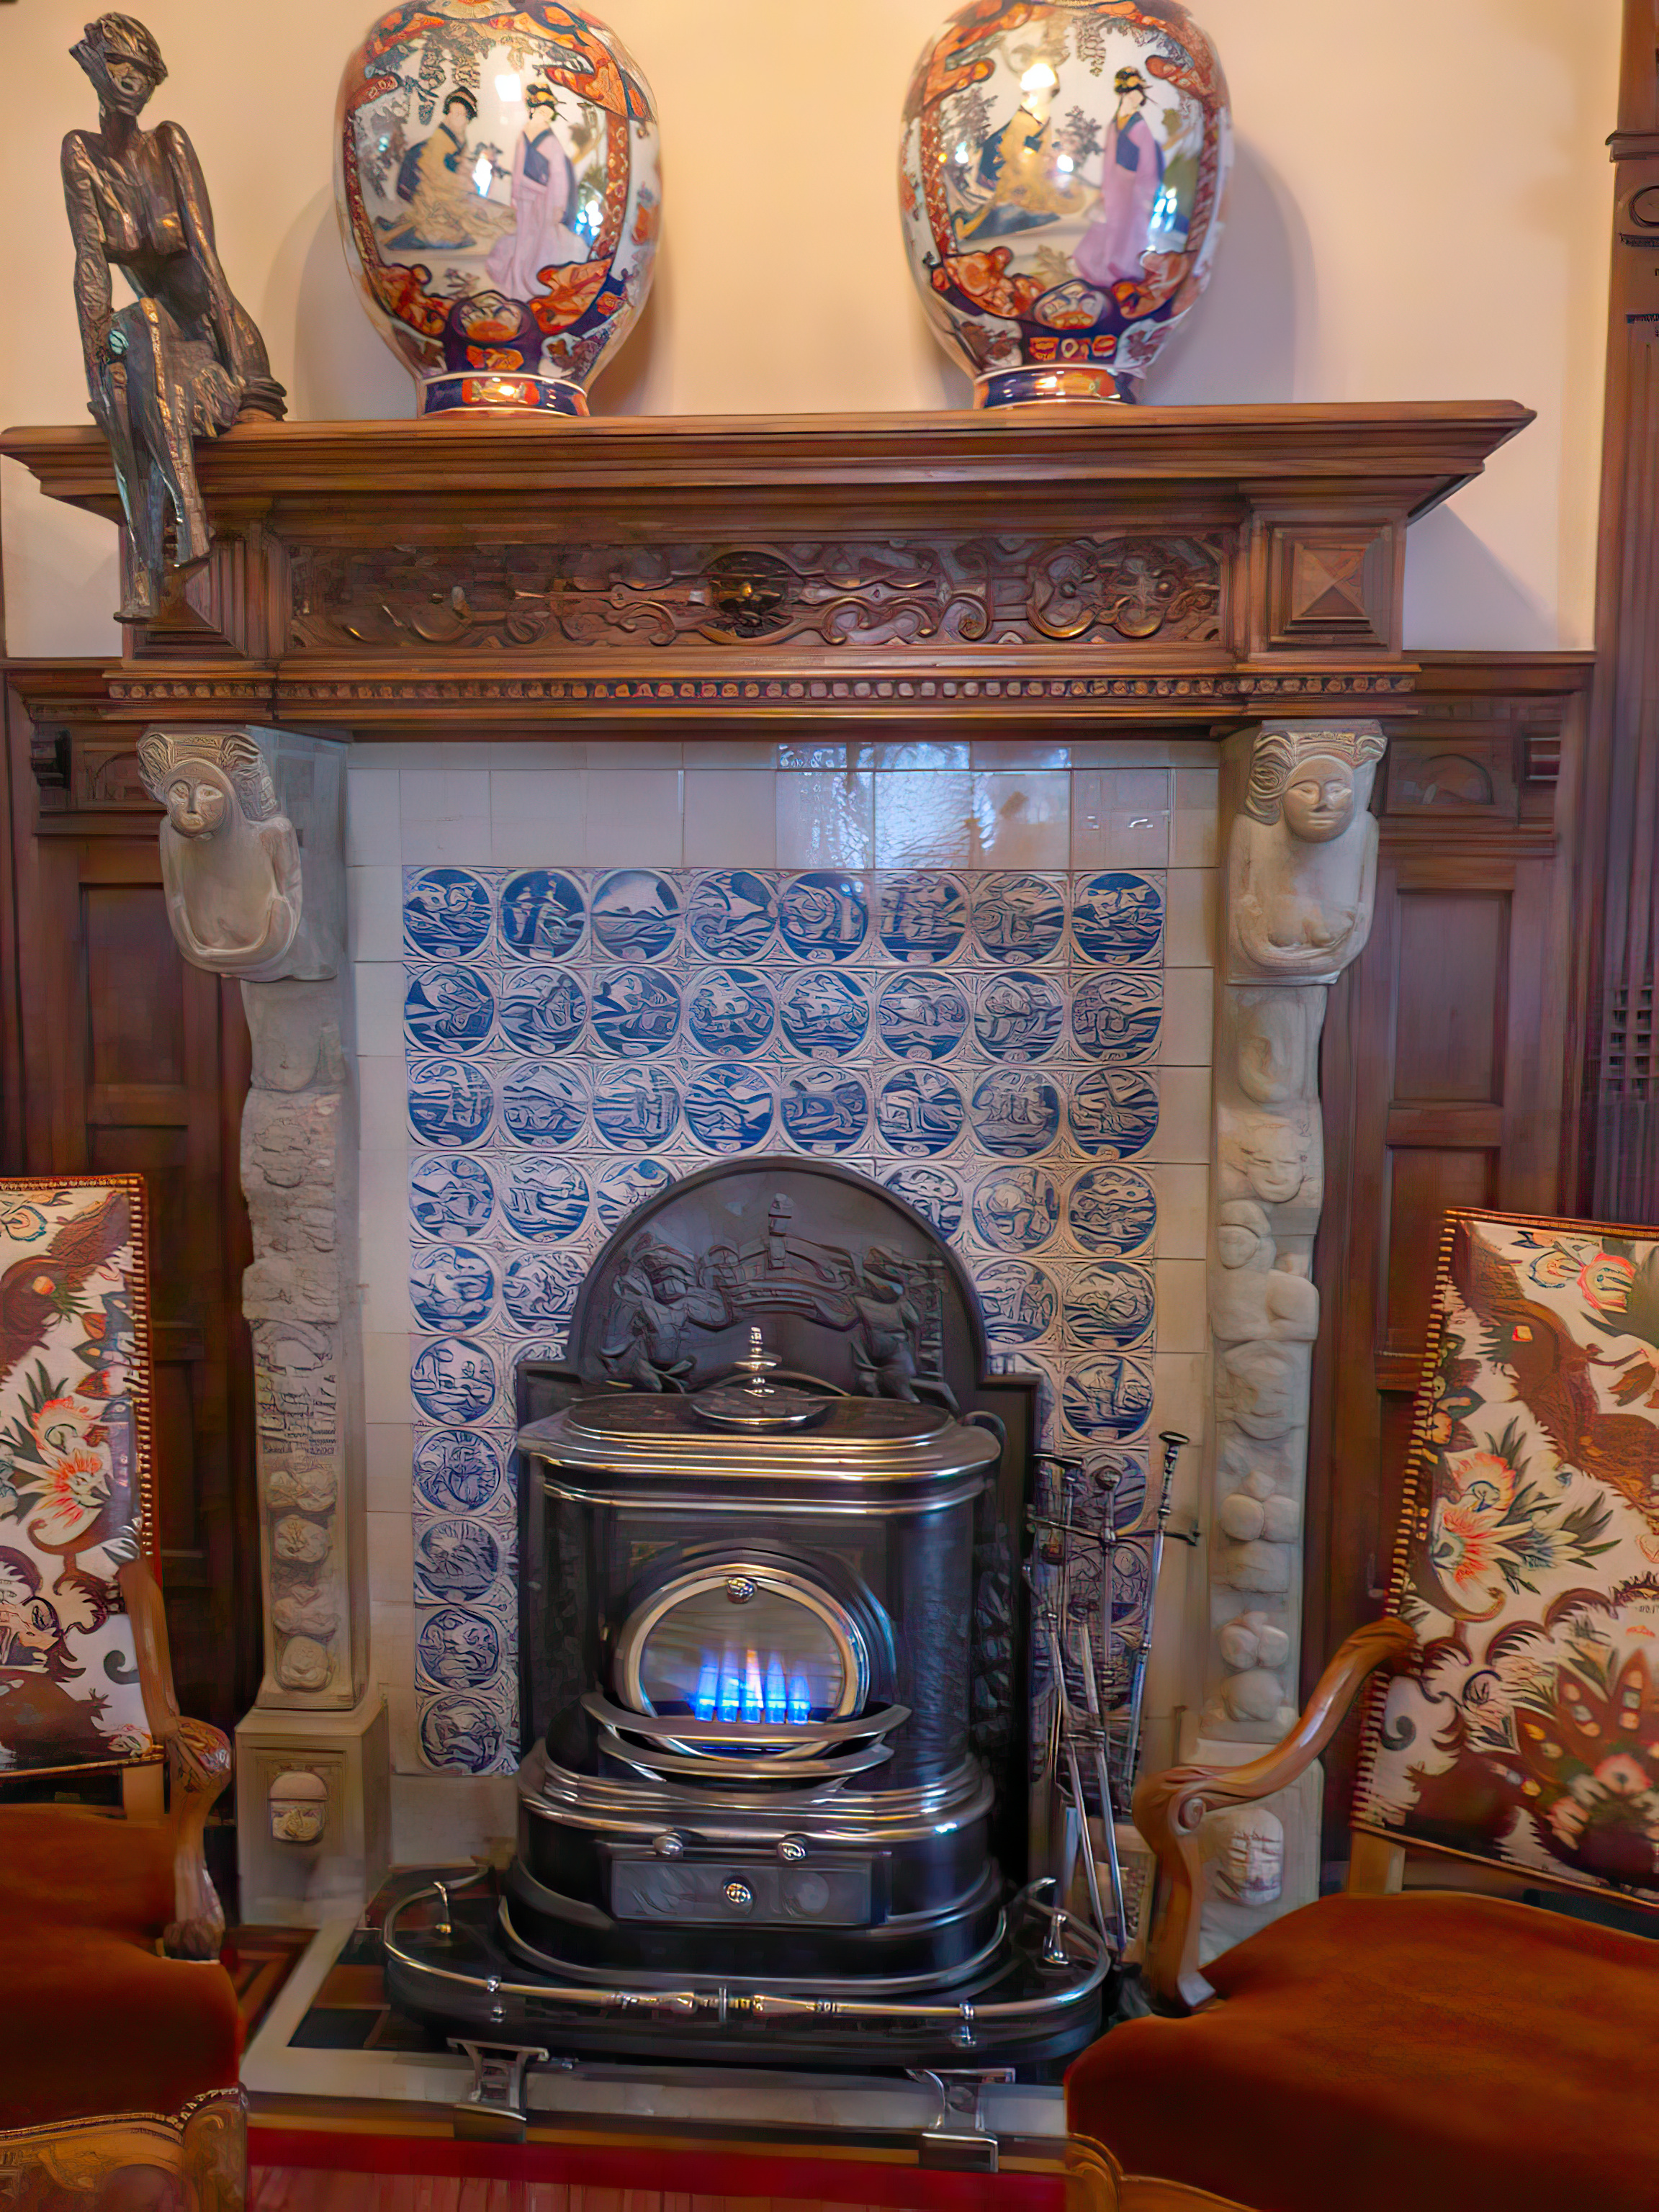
[1226,725,1386,986]
[136,732,305,981]
[63,15,287,622]
[1197,716,1388,1956]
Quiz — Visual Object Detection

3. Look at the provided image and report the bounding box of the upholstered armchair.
[1066,1208,1659,2212]
[0,1174,244,2206]
[0,1552,245,2200]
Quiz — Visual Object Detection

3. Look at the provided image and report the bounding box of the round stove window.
[616,1566,868,1737]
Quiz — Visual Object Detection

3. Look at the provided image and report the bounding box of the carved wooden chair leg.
[166,1714,233,1960]
[120,1555,233,1960]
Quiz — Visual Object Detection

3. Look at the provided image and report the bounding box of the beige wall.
[0,0,1620,658]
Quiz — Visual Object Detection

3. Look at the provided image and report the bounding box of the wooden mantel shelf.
[1,402,1532,743]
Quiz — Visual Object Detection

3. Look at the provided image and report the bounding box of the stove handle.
[961,1409,1007,1456]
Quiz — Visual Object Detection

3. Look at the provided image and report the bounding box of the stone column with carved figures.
[1192,721,1385,1951]
[136,726,387,1920]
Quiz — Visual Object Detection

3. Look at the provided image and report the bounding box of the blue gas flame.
[689,1649,819,1726]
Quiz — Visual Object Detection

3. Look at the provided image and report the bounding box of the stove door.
[614,1557,881,1756]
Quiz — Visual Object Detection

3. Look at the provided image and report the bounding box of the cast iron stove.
[383,1161,1108,2076]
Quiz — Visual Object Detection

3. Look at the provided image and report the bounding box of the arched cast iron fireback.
[514,1156,1037,1880]
[559,1155,990,1407]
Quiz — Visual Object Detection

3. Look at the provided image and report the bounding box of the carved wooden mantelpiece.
[0,404,1529,743]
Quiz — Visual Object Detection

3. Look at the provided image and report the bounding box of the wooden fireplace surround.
[0,403,1593,1812]
[0,401,1532,749]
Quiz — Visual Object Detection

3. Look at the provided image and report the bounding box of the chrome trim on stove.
[518,1743,996,1847]
[535,1475,986,1518]
[382,1879,1110,2028]
[598,1730,895,1786]
[613,1558,873,1754]
[498,1892,1010,1997]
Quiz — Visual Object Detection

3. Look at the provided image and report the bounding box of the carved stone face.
[269,1768,328,1846]
[1216,1213,1269,1272]
[1218,1341,1302,1437]
[1217,1813,1284,1904]
[163,767,233,841]
[1236,995,1312,1105]
[1281,757,1357,844]
[1234,1119,1308,1205]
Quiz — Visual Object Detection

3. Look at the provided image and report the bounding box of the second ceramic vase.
[901,0,1231,408]
[336,1,660,416]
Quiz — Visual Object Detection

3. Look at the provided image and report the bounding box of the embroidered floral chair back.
[0,1177,160,1784]
[1354,1207,1659,1907]
[1066,1208,1659,2212]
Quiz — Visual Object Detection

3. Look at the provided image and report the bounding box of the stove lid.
[518,1387,1000,1488]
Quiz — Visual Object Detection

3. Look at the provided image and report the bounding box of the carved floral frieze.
[289,534,1226,655]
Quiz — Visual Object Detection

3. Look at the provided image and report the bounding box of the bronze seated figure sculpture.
[61,12,286,621]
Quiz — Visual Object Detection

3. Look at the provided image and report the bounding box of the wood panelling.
[1382,1149,1496,1356]
[1,694,258,1736]
[1390,894,1507,1104]
[1583,0,1659,1218]
[1306,653,1592,1861]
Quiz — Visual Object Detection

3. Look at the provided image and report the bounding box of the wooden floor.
[254,2178,922,2212]
[248,2141,1061,2212]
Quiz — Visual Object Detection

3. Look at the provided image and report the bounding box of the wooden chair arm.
[1136,1617,1416,2013]
[117,1557,231,1961]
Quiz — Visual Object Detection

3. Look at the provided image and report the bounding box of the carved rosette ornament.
[1207,723,1385,1738]
[137,727,364,1713]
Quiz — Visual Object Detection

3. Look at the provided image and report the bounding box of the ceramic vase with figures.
[336,1,660,416]
[900,0,1231,408]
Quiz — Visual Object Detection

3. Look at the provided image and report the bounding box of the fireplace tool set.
[1027,1431,1188,1962]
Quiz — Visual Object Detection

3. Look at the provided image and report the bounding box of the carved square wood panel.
[1261,524,1398,654]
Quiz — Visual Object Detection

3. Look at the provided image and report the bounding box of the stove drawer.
[606,1851,879,1927]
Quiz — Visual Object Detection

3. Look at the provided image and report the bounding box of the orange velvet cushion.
[1066,1891,1659,2212]
[0,1805,241,2131]
[1,1804,176,1939]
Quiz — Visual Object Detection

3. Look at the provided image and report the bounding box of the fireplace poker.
[1123,1431,1189,1791]
[1027,1563,1110,1951]
[1028,1455,1082,1875]
[1097,1457,1121,1786]
[1077,1618,1127,1951]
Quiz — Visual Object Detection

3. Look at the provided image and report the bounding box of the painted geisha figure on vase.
[1076,68,1165,288]
[486,78,590,302]
[380,86,512,253]
[953,55,1089,245]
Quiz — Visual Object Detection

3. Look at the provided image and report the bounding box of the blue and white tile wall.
[351,742,1217,1782]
